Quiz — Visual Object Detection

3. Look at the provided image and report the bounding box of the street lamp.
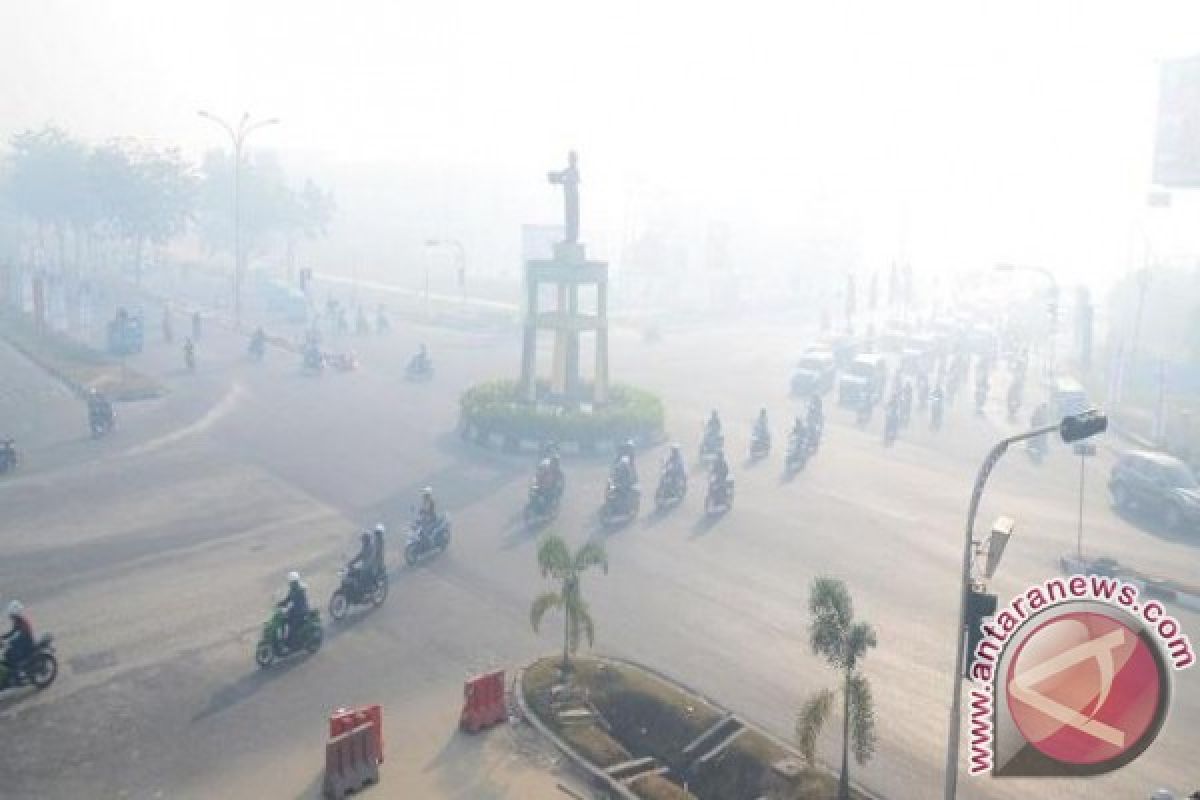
[995,262,1059,378]
[197,110,279,329]
[942,409,1107,799]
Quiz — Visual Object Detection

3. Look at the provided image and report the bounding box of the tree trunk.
[562,594,571,674]
[839,671,851,800]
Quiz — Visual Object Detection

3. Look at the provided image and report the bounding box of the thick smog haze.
[5,0,1200,286]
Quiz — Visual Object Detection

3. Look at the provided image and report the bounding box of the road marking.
[121,383,244,459]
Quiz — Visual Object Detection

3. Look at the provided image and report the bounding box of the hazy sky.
[4,1,1200,287]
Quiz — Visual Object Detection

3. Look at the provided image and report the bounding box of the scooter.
[601,481,640,525]
[0,439,17,474]
[524,480,562,526]
[255,608,322,668]
[329,568,388,621]
[704,475,735,515]
[654,465,687,509]
[0,635,57,691]
[405,515,451,565]
[749,430,771,460]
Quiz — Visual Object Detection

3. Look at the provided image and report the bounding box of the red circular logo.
[1005,610,1164,766]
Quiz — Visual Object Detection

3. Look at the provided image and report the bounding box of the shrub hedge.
[460,379,664,446]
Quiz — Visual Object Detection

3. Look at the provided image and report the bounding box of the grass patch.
[0,309,163,400]
[523,657,870,800]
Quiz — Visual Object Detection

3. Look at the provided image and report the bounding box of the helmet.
[421,487,433,497]
[669,442,680,453]
[287,571,300,584]
[374,523,385,534]
[7,600,22,616]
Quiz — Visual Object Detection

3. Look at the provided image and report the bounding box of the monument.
[520,151,610,406]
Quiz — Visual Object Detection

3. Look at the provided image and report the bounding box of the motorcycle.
[406,356,433,381]
[184,343,196,373]
[0,634,58,692]
[90,408,116,439]
[405,515,451,565]
[302,346,325,374]
[785,434,809,473]
[699,431,724,465]
[749,430,771,460]
[0,439,17,474]
[654,465,687,509]
[329,568,388,621]
[248,335,266,362]
[704,475,735,515]
[601,480,641,525]
[328,351,358,372]
[255,607,322,668]
[524,480,562,525]
[883,409,899,447]
[930,394,944,431]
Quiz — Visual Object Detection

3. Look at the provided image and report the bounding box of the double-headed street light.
[995,262,1060,378]
[198,110,280,329]
[942,409,1107,799]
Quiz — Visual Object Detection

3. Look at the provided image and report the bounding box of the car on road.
[838,354,887,407]
[791,351,836,396]
[1109,449,1200,533]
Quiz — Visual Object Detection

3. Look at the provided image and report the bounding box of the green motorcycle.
[255,607,322,668]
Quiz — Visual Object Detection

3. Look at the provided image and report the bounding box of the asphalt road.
[0,289,1196,800]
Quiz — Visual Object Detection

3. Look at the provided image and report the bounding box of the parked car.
[1109,449,1200,533]
[791,351,836,396]
[838,354,888,407]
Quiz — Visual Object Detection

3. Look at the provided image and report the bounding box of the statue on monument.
[547,150,580,244]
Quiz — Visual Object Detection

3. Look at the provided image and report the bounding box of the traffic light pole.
[943,421,1060,800]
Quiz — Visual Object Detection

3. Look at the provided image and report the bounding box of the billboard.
[1153,55,1200,188]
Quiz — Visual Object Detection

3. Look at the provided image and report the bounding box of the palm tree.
[795,577,878,800]
[530,534,608,673]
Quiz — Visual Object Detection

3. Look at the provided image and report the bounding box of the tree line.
[0,125,334,282]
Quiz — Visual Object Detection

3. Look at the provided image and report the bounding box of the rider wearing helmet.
[789,416,808,449]
[806,394,824,430]
[2,601,34,676]
[710,448,730,491]
[536,452,564,501]
[276,572,309,648]
[753,408,769,441]
[615,439,638,484]
[87,388,112,428]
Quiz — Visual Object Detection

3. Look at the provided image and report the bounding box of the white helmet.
[7,600,23,616]
[287,571,301,583]
[374,523,385,534]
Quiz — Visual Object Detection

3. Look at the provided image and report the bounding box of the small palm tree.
[796,577,878,800]
[530,534,608,672]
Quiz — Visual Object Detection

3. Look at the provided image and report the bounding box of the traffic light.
[964,587,999,679]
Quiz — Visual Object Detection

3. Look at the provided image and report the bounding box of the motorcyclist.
[276,572,308,648]
[788,416,809,458]
[2,601,34,681]
[611,454,636,496]
[249,326,267,358]
[704,410,722,447]
[709,450,730,498]
[87,388,112,429]
[417,487,439,542]
[347,532,375,588]
[753,408,770,443]
[663,443,685,481]
[371,524,386,579]
[930,385,945,428]
[806,394,824,432]
[183,337,195,370]
[615,439,638,484]
[535,453,564,502]
[411,343,430,371]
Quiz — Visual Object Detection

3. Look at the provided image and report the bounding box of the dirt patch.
[523,657,869,800]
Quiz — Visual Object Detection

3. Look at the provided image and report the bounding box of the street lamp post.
[942,410,1107,799]
[197,111,279,330]
[995,263,1059,378]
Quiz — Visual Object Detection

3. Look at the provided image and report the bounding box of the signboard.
[1153,55,1200,188]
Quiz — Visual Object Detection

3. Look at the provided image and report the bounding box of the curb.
[514,665,637,800]
[458,422,667,462]
[517,656,885,800]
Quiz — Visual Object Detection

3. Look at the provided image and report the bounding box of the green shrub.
[460,379,664,444]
